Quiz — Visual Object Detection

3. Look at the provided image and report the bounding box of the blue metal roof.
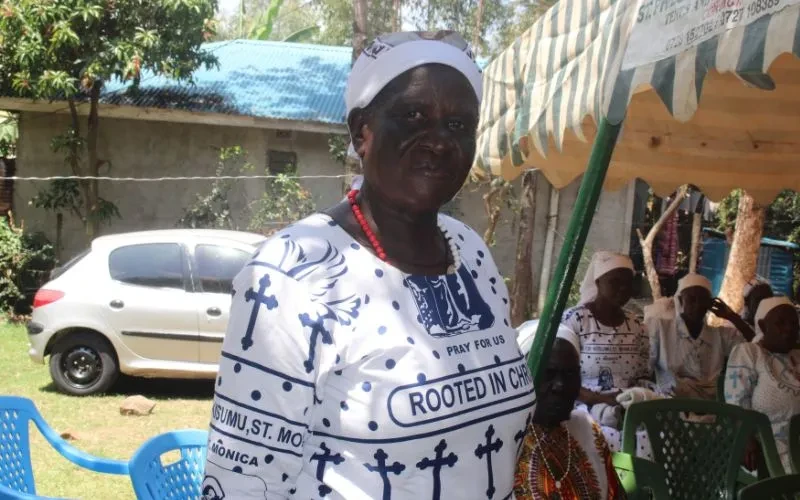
[101,40,352,126]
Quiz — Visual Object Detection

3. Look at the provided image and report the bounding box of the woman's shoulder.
[439,214,490,253]
[562,305,590,323]
[247,213,357,288]
[728,342,761,364]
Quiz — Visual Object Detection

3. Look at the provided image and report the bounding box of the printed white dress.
[202,213,535,500]
[558,306,652,457]
[725,343,800,472]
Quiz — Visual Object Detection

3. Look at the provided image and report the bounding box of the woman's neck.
[681,314,704,339]
[588,298,625,327]
[356,184,448,269]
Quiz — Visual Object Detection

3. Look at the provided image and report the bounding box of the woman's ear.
[347,108,372,159]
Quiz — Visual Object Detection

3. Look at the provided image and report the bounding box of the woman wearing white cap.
[742,277,774,333]
[202,31,533,499]
[556,251,651,452]
[647,273,753,400]
[725,296,800,471]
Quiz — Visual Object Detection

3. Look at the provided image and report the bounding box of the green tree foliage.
[0,214,55,315]
[495,0,558,50]
[0,0,218,239]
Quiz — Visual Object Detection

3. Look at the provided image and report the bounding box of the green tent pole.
[527,117,623,385]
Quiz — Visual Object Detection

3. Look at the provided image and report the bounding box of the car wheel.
[49,332,119,396]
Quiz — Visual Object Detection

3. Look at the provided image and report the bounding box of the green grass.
[0,321,214,499]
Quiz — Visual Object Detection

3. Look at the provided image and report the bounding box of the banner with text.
[622,0,799,70]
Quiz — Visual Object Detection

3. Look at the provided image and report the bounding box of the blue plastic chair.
[128,429,208,500]
[0,396,128,498]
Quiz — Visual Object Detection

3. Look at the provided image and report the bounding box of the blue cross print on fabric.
[241,273,279,351]
[310,442,344,497]
[514,413,532,456]
[416,439,458,500]
[364,449,406,500]
[474,425,504,499]
[405,265,494,338]
[299,312,334,374]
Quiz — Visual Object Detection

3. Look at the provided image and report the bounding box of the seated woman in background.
[514,337,626,500]
[742,278,774,334]
[557,251,652,453]
[725,296,800,472]
[647,274,752,399]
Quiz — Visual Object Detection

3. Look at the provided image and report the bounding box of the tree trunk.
[352,0,368,63]
[85,83,102,240]
[713,192,765,324]
[392,0,401,31]
[510,171,537,327]
[636,185,688,300]
[482,181,510,246]
[689,212,702,273]
[473,0,485,49]
[67,98,90,228]
[345,0,369,191]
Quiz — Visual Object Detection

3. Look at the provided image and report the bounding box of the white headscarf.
[753,296,794,341]
[742,277,773,319]
[344,31,483,159]
[578,251,634,305]
[643,273,712,321]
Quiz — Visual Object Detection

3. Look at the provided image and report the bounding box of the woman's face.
[350,64,479,214]
[680,286,712,323]
[533,339,581,427]
[759,304,799,354]
[595,268,634,308]
[746,284,773,322]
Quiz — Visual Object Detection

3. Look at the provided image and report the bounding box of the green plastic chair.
[737,474,800,500]
[622,399,786,500]
[612,452,670,500]
[790,414,800,474]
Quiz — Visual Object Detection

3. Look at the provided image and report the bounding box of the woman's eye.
[448,119,465,130]
[407,110,423,121]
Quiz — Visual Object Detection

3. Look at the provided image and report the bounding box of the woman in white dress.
[202,31,534,500]
[557,251,652,453]
[725,296,800,472]
[647,274,750,400]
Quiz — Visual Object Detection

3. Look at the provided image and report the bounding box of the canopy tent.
[474,0,800,381]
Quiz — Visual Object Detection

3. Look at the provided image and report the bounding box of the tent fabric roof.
[101,40,353,126]
[474,0,800,203]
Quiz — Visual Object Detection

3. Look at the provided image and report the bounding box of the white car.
[27,229,265,396]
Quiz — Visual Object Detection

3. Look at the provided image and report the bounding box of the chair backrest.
[790,415,800,474]
[0,397,43,495]
[737,473,800,500]
[622,398,785,500]
[128,429,208,500]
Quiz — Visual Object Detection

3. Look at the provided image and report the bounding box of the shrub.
[0,214,56,315]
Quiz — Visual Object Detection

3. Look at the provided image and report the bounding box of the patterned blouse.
[202,213,534,499]
[558,306,651,393]
[514,411,626,500]
[725,343,800,472]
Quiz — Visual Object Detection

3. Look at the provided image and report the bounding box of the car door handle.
[109,300,124,309]
[207,307,222,317]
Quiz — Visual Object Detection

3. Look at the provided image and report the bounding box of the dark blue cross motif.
[299,312,333,374]
[241,274,279,351]
[514,413,532,456]
[310,442,344,497]
[416,439,458,500]
[474,425,504,499]
[364,448,406,500]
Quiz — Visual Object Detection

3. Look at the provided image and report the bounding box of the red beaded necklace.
[347,189,388,261]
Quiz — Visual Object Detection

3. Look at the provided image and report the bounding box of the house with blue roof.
[2,40,354,256]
